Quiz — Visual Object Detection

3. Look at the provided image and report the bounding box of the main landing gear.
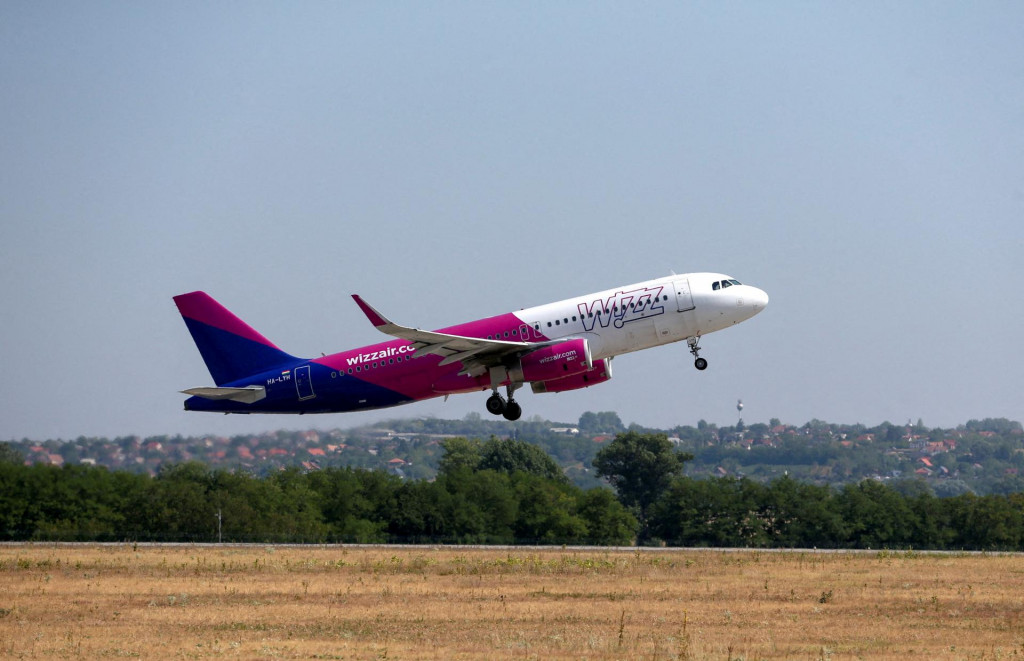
[688,336,708,371]
[486,384,522,421]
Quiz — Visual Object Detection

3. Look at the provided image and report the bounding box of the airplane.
[174,273,768,421]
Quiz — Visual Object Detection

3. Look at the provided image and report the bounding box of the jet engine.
[508,338,592,383]
[531,358,613,394]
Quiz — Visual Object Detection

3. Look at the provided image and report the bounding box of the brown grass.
[1,544,1023,659]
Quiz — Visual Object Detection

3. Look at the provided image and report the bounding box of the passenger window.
[555,320,560,325]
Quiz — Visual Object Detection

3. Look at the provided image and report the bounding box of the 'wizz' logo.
[577,286,666,331]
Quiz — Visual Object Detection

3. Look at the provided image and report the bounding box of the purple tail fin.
[174,291,299,386]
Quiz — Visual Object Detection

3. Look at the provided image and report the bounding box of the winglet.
[351,295,391,329]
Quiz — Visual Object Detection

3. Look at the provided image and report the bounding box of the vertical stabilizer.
[174,291,299,386]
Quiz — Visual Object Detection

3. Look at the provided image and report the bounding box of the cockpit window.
[713,278,743,291]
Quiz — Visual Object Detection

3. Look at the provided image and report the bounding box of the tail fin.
[174,291,299,386]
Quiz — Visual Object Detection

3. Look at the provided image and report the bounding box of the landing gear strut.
[687,336,708,371]
[485,383,522,421]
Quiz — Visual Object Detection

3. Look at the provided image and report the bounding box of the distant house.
[388,458,407,466]
[549,427,579,435]
[307,448,326,457]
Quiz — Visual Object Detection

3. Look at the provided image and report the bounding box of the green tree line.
[0,437,636,545]
[4,431,1024,549]
[594,431,1024,550]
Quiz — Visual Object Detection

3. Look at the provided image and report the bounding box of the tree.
[0,443,24,465]
[575,488,638,545]
[478,437,567,483]
[836,480,916,548]
[593,431,692,539]
[436,437,483,475]
[578,411,625,434]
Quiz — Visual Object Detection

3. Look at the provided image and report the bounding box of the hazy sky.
[2,3,1022,441]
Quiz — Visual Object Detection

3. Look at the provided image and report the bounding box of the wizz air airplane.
[174,273,768,421]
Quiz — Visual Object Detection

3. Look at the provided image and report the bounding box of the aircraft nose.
[749,286,769,314]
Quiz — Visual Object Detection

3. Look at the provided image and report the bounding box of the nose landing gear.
[687,336,708,371]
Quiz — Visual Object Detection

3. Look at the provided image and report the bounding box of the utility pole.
[216,509,222,544]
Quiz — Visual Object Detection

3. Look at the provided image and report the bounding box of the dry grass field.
[1,544,1023,659]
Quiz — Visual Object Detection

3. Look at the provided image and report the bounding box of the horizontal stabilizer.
[181,386,267,404]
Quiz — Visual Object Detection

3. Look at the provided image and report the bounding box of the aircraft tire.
[694,358,708,371]
[486,393,506,415]
[503,401,522,421]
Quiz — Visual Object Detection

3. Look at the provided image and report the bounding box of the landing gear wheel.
[687,336,707,371]
[485,393,506,415]
[503,400,522,421]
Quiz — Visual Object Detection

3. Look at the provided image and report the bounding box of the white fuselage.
[514,272,769,359]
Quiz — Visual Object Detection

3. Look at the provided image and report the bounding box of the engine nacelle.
[509,338,592,384]
[531,358,613,394]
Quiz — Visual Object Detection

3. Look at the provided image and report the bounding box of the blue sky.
[2,3,1021,440]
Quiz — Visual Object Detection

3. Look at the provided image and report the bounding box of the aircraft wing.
[351,295,534,376]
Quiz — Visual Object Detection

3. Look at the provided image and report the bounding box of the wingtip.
[351,294,388,327]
